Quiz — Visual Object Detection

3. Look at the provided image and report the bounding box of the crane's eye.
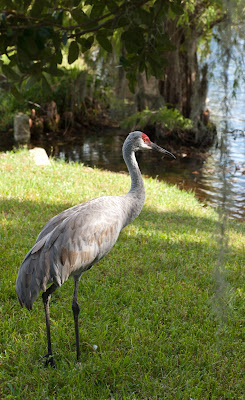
[142,133,150,144]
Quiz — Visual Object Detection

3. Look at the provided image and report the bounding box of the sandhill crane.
[16,131,175,367]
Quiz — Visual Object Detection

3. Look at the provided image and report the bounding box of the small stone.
[29,147,51,166]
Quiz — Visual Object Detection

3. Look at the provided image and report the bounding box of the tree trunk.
[159,19,207,126]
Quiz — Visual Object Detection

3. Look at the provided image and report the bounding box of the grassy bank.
[0,150,244,399]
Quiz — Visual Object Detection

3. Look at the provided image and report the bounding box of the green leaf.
[25,75,39,90]
[37,27,53,39]
[106,0,117,11]
[90,3,105,19]
[11,85,22,100]
[119,56,130,68]
[55,49,63,64]
[68,41,80,64]
[41,74,52,93]
[73,0,81,6]
[152,0,169,20]
[47,62,64,76]
[0,37,7,53]
[126,71,137,93]
[52,32,61,51]
[124,40,138,54]
[170,1,184,16]
[17,34,39,57]
[136,8,151,25]
[121,28,145,53]
[96,33,112,53]
[23,0,32,8]
[71,8,89,24]
[36,27,52,50]
[30,0,44,17]
[2,64,20,80]
[16,49,31,72]
[147,55,165,79]
[77,36,94,52]
[114,16,129,28]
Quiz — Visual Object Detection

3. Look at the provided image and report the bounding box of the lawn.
[0,150,244,399]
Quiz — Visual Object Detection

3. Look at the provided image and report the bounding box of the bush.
[121,106,193,132]
[0,67,91,132]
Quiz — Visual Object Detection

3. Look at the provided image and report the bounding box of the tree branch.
[1,0,151,35]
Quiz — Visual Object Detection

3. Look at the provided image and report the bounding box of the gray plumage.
[16,131,175,366]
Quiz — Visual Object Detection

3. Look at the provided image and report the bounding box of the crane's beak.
[150,142,176,159]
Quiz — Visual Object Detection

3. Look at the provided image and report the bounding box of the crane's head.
[124,131,176,159]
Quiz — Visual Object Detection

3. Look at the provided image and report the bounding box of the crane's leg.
[42,283,57,368]
[72,279,81,362]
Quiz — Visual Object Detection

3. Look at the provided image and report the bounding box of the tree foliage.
[0,0,183,92]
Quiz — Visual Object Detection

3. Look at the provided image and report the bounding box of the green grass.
[0,150,244,399]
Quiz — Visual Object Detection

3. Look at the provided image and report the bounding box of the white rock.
[29,147,51,166]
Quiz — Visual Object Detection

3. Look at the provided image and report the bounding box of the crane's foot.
[43,353,56,368]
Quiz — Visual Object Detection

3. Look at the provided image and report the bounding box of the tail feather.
[16,257,39,310]
[16,235,63,310]
[16,243,50,310]
[16,217,81,309]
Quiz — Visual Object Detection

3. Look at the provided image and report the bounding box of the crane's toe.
[43,353,56,368]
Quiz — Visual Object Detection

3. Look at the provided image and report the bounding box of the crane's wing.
[36,201,91,242]
[16,197,124,310]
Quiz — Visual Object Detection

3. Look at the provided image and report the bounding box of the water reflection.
[190,126,245,219]
[204,67,245,219]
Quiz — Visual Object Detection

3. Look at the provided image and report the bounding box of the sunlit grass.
[0,150,244,399]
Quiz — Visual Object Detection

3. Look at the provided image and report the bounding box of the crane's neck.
[122,143,145,225]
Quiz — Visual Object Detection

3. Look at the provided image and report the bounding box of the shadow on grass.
[1,197,243,307]
[0,197,243,266]
[140,207,244,235]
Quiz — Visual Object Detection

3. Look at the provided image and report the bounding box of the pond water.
[203,49,245,220]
